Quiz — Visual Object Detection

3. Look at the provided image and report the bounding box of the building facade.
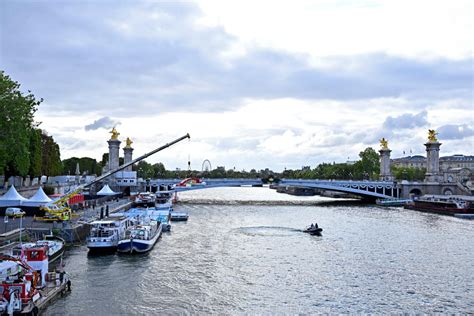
[392,155,474,171]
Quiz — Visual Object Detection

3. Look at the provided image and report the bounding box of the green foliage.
[353,147,380,180]
[391,166,426,181]
[101,153,109,166]
[63,157,102,175]
[134,161,154,179]
[40,131,62,176]
[29,128,43,177]
[279,147,380,181]
[0,71,42,177]
[43,186,55,195]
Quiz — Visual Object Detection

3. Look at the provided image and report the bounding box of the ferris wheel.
[202,159,212,172]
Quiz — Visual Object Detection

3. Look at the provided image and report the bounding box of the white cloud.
[197,0,473,61]
[3,0,473,172]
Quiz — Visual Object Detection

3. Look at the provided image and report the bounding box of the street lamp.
[19,214,24,246]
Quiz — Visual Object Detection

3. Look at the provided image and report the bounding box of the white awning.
[27,186,52,203]
[97,184,117,195]
[0,185,27,201]
[0,185,27,207]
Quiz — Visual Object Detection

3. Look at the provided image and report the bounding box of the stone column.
[123,146,134,171]
[425,141,442,182]
[75,162,81,184]
[379,148,393,181]
[108,138,121,172]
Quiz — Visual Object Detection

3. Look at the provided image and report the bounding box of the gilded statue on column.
[428,129,438,142]
[110,127,120,140]
[379,137,388,150]
[125,137,133,148]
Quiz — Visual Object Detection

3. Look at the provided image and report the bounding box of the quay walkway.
[0,198,132,244]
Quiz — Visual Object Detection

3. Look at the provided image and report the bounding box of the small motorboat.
[303,225,323,235]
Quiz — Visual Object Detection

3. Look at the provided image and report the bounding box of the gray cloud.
[1,1,472,117]
[382,111,428,130]
[437,124,474,140]
[85,117,120,131]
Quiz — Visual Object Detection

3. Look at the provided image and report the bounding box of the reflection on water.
[45,188,474,315]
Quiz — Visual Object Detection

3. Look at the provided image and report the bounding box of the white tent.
[23,186,53,207]
[0,185,28,207]
[97,184,117,196]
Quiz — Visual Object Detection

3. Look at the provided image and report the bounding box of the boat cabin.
[22,246,49,288]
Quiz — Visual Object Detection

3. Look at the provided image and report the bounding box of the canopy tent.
[0,185,28,207]
[97,184,118,196]
[23,186,53,207]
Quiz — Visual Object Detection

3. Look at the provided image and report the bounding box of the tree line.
[0,71,61,179]
[64,145,425,182]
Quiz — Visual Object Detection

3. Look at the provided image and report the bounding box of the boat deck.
[170,212,188,221]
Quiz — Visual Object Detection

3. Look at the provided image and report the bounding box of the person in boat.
[310,223,314,228]
[314,223,318,229]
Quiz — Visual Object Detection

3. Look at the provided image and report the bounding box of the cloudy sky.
[1,0,473,172]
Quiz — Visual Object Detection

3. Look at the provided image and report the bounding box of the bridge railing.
[278,179,400,199]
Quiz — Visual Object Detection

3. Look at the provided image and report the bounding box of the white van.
[5,207,26,217]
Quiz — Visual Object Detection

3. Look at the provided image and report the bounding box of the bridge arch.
[442,188,453,195]
[409,188,422,197]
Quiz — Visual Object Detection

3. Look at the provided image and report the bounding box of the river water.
[45,187,474,314]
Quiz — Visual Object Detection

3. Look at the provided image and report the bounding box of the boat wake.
[237,226,302,237]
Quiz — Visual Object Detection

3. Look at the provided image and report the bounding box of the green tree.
[0,71,42,177]
[101,153,109,166]
[63,157,102,175]
[152,162,166,178]
[391,166,426,181]
[134,161,154,179]
[41,132,62,176]
[353,147,380,180]
[28,128,43,177]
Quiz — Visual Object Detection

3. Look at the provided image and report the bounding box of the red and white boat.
[0,244,70,315]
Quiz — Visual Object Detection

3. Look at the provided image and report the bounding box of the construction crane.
[39,134,190,221]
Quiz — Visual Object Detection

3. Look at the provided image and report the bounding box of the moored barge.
[404,195,474,217]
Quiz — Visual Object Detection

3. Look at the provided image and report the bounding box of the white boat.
[117,219,162,254]
[376,198,412,206]
[12,235,65,265]
[126,207,171,232]
[155,190,174,205]
[133,192,156,207]
[146,209,171,232]
[86,216,134,252]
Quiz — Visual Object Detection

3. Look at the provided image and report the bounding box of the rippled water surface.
[45,187,474,314]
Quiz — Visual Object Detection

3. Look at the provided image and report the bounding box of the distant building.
[114,171,138,187]
[439,154,474,171]
[392,154,473,186]
[392,155,426,169]
[392,154,474,171]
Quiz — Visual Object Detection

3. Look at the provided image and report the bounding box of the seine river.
[45,187,473,314]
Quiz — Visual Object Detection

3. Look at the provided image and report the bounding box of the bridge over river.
[148,178,401,200]
[147,177,468,200]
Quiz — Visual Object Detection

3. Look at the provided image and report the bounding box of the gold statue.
[110,127,120,140]
[125,137,133,148]
[380,137,388,150]
[428,129,438,142]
